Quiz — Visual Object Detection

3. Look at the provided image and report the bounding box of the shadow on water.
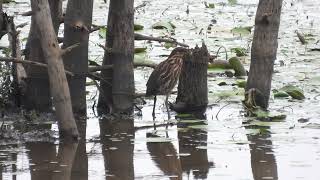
[99,117,135,180]
[246,124,278,180]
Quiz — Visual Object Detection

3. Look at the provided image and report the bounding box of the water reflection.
[147,138,182,179]
[247,127,278,180]
[71,115,88,180]
[178,120,213,179]
[99,117,135,180]
[26,142,78,180]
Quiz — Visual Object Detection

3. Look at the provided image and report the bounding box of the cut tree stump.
[171,43,209,113]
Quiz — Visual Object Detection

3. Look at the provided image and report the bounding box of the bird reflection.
[147,138,182,179]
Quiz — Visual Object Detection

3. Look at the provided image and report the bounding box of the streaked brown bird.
[146,47,189,119]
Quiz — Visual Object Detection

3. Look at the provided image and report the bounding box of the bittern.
[146,47,189,119]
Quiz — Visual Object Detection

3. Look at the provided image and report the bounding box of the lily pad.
[134,47,147,54]
[235,80,246,88]
[228,0,237,5]
[152,21,176,32]
[231,47,247,57]
[279,85,305,100]
[204,2,215,8]
[134,24,144,31]
[273,91,289,98]
[164,42,177,49]
[231,26,252,36]
[98,27,107,39]
[176,114,193,118]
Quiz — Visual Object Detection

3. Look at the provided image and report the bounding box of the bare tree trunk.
[63,0,93,114]
[23,0,62,111]
[98,0,135,114]
[6,17,27,107]
[31,0,79,140]
[171,44,209,113]
[246,0,283,109]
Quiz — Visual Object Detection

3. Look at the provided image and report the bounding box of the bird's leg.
[165,94,171,120]
[152,96,157,118]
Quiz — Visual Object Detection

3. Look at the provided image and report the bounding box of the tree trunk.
[98,0,135,114]
[63,0,93,114]
[171,44,209,113]
[6,17,27,107]
[23,0,62,111]
[31,0,79,140]
[245,0,283,109]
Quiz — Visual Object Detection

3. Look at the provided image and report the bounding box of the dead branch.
[0,57,74,76]
[16,22,28,29]
[134,122,176,132]
[87,72,111,86]
[134,33,189,47]
[20,11,33,16]
[97,43,112,53]
[88,61,156,73]
[61,43,80,56]
[90,24,189,47]
[134,61,156,68]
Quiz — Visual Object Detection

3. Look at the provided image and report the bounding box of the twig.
[134,122,176,132]
[134,62,156,68]
[87,72,111,86]
[216,103,231,120]
[16,22,28,29]
[97,43,112,53]
[134,33,189,47]
[216,46,228,61]
[0,57,74,76]
[61,43,81,56]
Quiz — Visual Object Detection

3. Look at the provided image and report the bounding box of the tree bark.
[246,0,283,109]
[63,0,93,114]
[31,0,79,140]
[23,0,62,111]
[6,17,27,107]
[171,44,209,113]
[98,0,135,114]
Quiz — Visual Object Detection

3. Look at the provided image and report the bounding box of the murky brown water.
[1,0,320,179]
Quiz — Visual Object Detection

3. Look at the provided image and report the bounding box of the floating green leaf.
[134,24,144,31]
[204,2,215,8]
[273,91,289,98]
[235,80,246,88]
[231,47,247,57]
[279,85,305,100]
[228,0,237,5]
[134,47,147,54]
[164,42,177,49]
[152,21,176,32]
[98,27,107,39]
[231,26,252,36]
[176,114,193,118]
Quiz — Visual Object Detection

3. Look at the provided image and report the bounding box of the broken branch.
[0,57,74,76]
